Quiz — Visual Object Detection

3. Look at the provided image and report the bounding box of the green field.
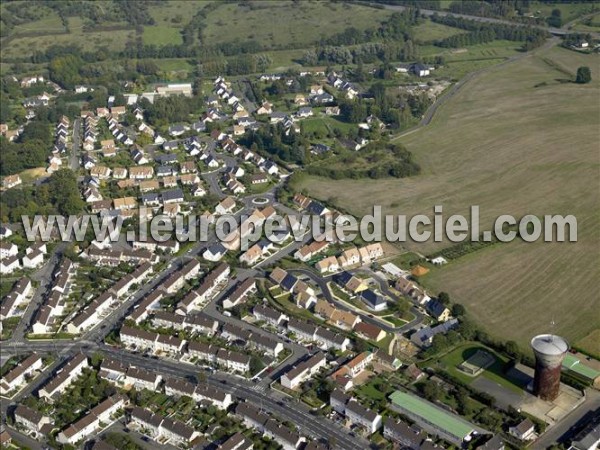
[148,0,210,26]
[571,12,600,32]
[142,25,183,46]
[202,1,393,48]
[2,27,135,59]
[575,329,600,359]
[412,19,465,43]
[435,343,524,392]
[12,13,65,34]
[529,1,599,23]
[296,44,600,348]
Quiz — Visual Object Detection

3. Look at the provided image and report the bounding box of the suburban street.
[1,6,596,447]
[289,267,424,334]
[69,118,81,171]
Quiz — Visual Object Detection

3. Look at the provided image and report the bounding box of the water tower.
[530,334,568,401]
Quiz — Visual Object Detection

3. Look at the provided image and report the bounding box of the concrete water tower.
[531,334,568,401]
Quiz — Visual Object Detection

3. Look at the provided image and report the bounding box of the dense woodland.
[0,169,84,222]
[431,14,550,49]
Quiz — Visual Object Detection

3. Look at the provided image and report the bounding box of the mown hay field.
[296,45,600,347]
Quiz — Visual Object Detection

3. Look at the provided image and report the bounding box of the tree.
[438,291,450,305]
[48,169,85,215]
[420,380,440,401]
[451,303,466,317]
[547,9,562,27]
[576,66,591,84]
[48,54,83,89]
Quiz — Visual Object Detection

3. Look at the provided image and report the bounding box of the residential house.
[359,289,387,312]
[113,197,137,211]
[315,255,339,274]
[345,400,382,435]
[253,305,288,327]
[124,367,162,391]
[57,395,125,444]
[14,404,52,434]
[120,326,158,351]
[2,175,22,189]
[256,101,273,115]
[355,322,386,342]
[219,432,254,450]
[222,278,256,309]
[280,353,326,390]
[252,335,284,357]
[426,299,451,322]
[384,418,423,449]
[0,242,18,258]
[0,353,43,395]
[509,419,536,441]
[129,166,154,180]
[38,354,89,402]
[215,197,236,215]
[264,419,305,450]
[203,243,227,262]
[410,63,430,77]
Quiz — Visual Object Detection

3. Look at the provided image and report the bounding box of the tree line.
[431,13,550,49]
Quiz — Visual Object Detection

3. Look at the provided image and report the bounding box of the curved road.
[392,36,561,141]
[372,2,600,39]
[289,267,424,333]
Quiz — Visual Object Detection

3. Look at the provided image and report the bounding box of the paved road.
[373,2,600,38]
[98,345,368,450]
[289,267,424,334]
[355,268,426,332]
[0,339,364,449]
[10,243,67,342]
[70,118,81,171]
[533,389,600,450]
[2,427,45,450]
[235,79,258,113]
[201,278,310,383]
[392,36,561,141]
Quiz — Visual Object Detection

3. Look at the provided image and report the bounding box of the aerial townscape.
[0,1,599,450]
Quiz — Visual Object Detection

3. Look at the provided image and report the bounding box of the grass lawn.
[435,342,525,393]
[571,13,600,32]
[301,118,331,136]
[374,333,394,350]
[154,58,195,72]
[267,49,306,71]
[383,316,408,327]
[391,252,424,269]
[269,292,316,321]
[412,19,465,43]
[0,281,13,298]
[295,44,600,348]
[18,167,48,183]
[142,26,183,46]
[355,376,389,401]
